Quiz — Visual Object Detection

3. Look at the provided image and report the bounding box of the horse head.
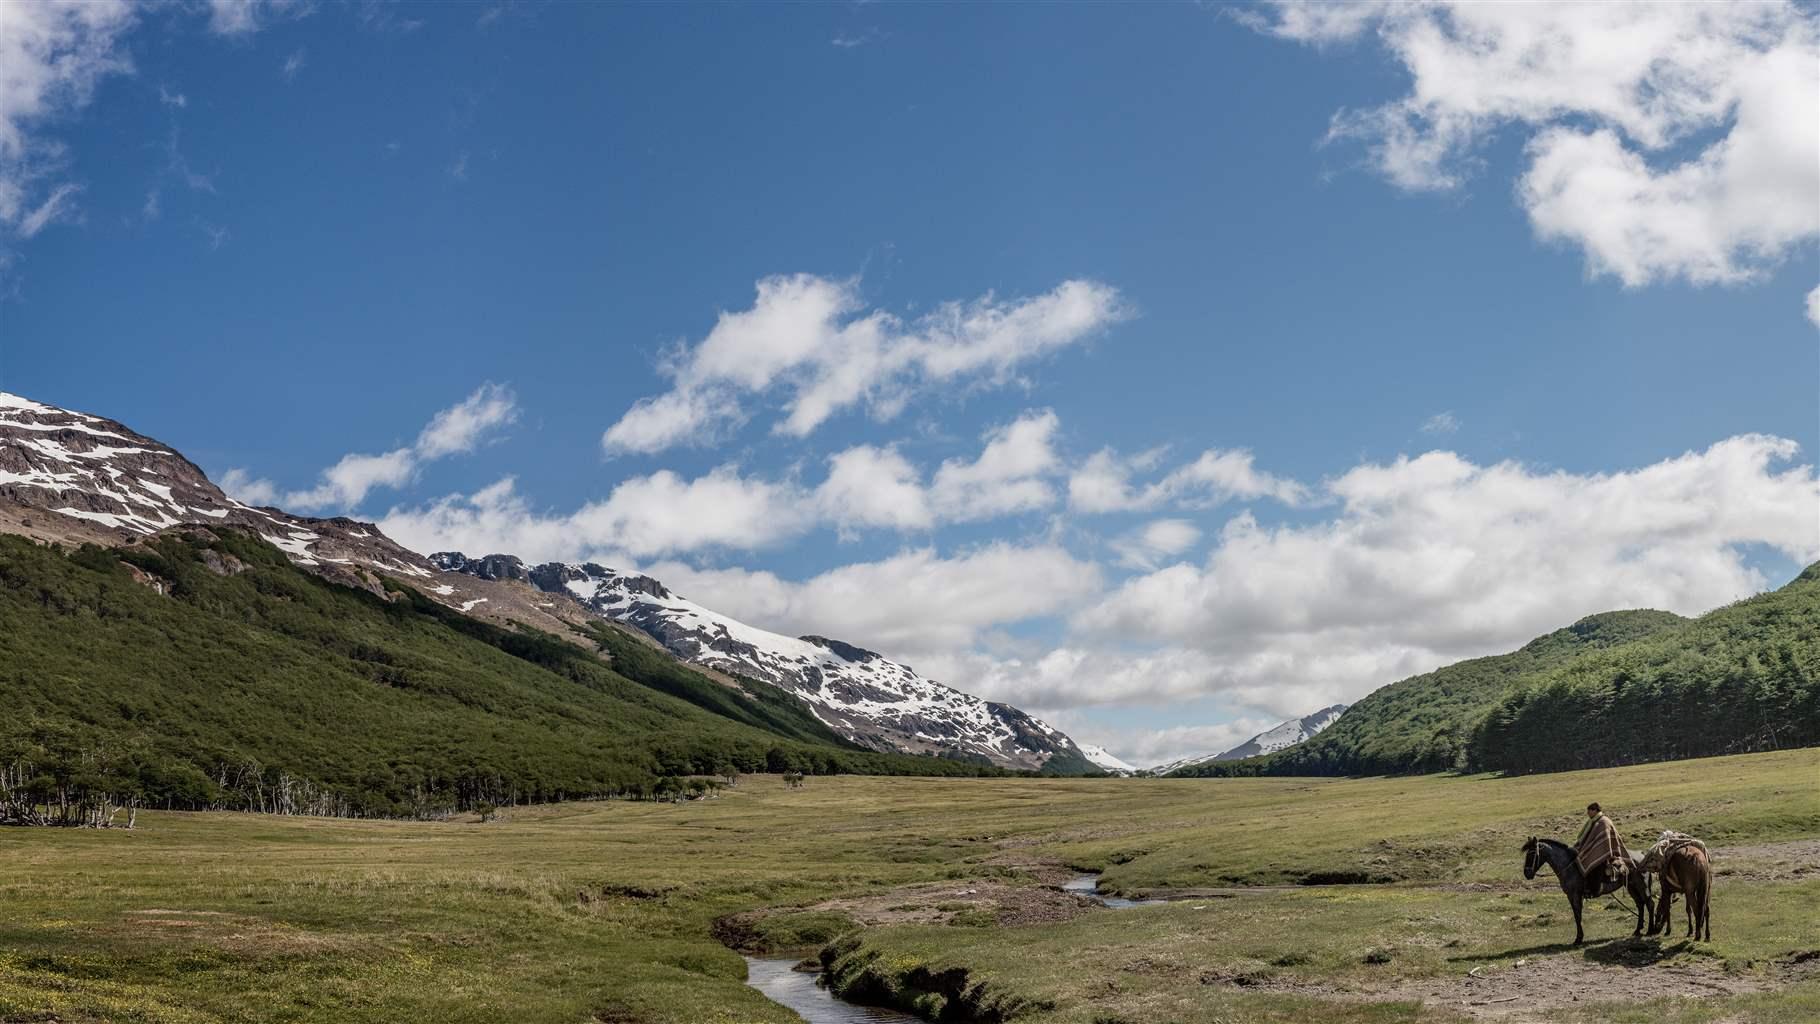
[1521,837,1541,880]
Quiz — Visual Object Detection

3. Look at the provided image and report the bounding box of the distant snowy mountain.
[1080,744,1136,775]
[1152,704,1348,775]
[431,553,1090,772]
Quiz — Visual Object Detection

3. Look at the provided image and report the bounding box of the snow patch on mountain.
[1080,744,1136,775]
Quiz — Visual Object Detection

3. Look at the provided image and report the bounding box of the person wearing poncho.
[1574,801,1630,887]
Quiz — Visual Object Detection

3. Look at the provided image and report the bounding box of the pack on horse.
[1643,831,1713,941]
[1520,804,1650,945]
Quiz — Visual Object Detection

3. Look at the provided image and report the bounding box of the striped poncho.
[1574,813,1630,878]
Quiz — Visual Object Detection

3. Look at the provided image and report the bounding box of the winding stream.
[741,874,1159,1022]
[743,956,916,1022]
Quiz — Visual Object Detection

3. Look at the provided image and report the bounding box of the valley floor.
[0,749,1816,1023]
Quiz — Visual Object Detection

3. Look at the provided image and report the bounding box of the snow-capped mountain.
[0,392,436,588]
[1152,704,1349,775]
[0,390,1090,771]
[430,553,1088,771]
[1080,744,1136,776]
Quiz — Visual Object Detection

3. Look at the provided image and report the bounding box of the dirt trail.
[1367,944,1788,1021]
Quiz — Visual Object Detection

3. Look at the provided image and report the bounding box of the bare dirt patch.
[1707,838,1820,882]
[1189,939,1792,1022]
[813,878,1100,929]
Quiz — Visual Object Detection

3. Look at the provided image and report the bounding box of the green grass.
[0,749,1815,1022]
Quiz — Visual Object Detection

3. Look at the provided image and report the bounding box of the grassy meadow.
[1,748,1816,1023]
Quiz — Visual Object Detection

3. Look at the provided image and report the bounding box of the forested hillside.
[1174,562,1819,778]
[0,528,1004,821]
[1470,563,1820,773]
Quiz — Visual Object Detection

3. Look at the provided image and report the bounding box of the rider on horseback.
[1574,801,1630,887]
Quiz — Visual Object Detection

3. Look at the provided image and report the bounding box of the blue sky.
[2,2,1816,765]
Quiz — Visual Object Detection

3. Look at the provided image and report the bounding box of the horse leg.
[1630,876,1645,937]
[1571,891,1584,945]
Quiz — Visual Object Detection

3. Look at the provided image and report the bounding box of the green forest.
[1172,562,1820,779]
[0,528,1013,823]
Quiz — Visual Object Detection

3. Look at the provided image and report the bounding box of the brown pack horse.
[1522,837,1651,945]
[1649,844,1713,941]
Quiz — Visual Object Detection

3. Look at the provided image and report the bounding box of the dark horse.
[1522,837,1651,945]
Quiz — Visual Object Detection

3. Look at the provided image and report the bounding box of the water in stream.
[1062,873,1166,909]
[743,956,916,1023]
[742,875,1161,1021]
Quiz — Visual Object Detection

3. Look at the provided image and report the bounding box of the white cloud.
[206,0,313,37]
[281,48,306,81]
[1251,2,1820,286]
[1110,518,1201,570]
[928,410,1061,520]
[0,2,135,240]
[1421,411,1459,435]
[646,544,1103,658]
[1806,284,1820,329]
[1071,435,1818,712]
[602,274,1126,454]
[219,467,279,507]
[415,382,518,458]
[384,409,1069,559]
[286,448,417,510]
[282,383,518,511]
[1069,445,1306,513]
[381,467,806,562]
[814,445,932,532]
[157,84,186,108]
[15,182,80,238]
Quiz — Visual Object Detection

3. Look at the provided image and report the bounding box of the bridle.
[1522,838,1541,880]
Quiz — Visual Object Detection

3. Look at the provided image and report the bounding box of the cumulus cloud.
[384,409,1070,560]
[1068,435,1818,712]
[1069,445,1306,513]
[1807,284,1820,329]
[1250,1,1820,286]
[601,274,1125,454]
[276,383,518,511]
[382,466,815,563]
[814,445,932,532]
[928,410,1061,520]
[0,2,136,241]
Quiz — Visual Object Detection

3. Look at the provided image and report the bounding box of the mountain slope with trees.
[1172,563,1819,778]
[0,527,1009,822]
[1470,563,1820,773]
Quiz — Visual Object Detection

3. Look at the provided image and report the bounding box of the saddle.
[1642,830,1708,872]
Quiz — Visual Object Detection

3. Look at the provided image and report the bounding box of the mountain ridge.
[0,391,1090,773]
